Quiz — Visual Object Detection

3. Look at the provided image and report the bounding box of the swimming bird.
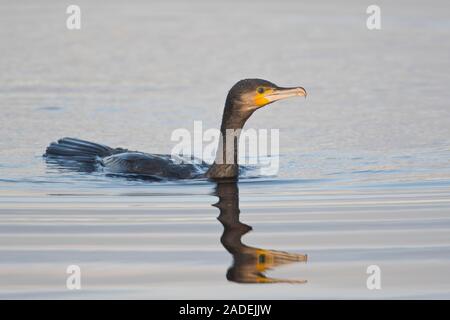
[45,79,306,180]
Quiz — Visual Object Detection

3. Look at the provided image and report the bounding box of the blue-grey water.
[1,0,450,299]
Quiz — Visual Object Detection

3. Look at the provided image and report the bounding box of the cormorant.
[44,79,306,180]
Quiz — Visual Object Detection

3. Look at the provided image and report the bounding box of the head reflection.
[213,181,307,284]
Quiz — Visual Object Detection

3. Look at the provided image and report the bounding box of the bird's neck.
[206,102,254,180]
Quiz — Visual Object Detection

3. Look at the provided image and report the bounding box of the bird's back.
[45,137,207,180]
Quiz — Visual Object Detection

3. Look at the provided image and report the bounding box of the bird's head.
[227,78,306,109]
[221,79,307,130]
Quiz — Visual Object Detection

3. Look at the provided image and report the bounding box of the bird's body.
[102,152,205,179]
[44,79,306,180]
[45,137,207,180]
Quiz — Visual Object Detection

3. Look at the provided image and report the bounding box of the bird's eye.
[257,87,265,94]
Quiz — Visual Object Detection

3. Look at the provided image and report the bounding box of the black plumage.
[44,79,306,180]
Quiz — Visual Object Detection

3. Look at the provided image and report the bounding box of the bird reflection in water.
[213,181,307,284]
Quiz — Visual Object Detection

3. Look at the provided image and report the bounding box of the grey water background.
[1,0,450,298]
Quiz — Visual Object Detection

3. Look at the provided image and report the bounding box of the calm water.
[1,0,450,299]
